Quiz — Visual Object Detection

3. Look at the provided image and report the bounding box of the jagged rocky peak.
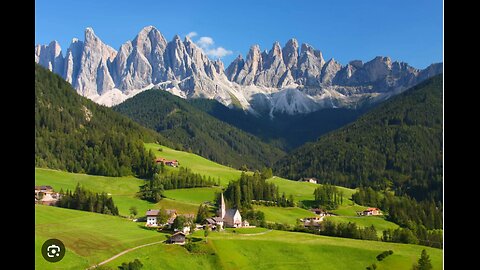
[320,58,342,85]
[35,26,443,113]
[63,38,84,84]
[133,25,167,55]
[363,56,394,82]
[35,40,64,76]
[73,27,117,96]
[213,59,225,75]
[225,54,245,81]
[271,41,283,57]
[282,38,299,69]
[349,60,364,69]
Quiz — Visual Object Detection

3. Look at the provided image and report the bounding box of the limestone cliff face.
[35,26,443,114]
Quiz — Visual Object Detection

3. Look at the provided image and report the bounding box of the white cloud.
[197,36,214,48]
[205,47,233,58]
[193,36,232,59]
[186,32,197,39]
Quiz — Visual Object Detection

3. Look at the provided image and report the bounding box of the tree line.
[222,171,294,209]
[313,184,344,210]
[352,187,442,248]
[138,166,218,202]
[56,184,119,216]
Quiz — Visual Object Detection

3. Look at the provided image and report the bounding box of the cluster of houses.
[155,157,179,167]
[145,209,194,234]
[34,186,61,205]
[146,193,252,244]
[299,208,332,228]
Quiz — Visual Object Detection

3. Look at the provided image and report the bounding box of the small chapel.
[205,193,248,229]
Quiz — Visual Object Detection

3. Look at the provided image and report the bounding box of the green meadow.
[35,205,165,269]
[35,146,441,269]
[253,205,316,225]
[35,168,202,216]
[145,143,244,185]
[326,216,400,236]
[99,227,443,270]
[164,187,221,205]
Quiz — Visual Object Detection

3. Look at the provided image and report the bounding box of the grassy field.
[145,143,244,186]
[326,216,400,236]
[267,176,358,203]
[207,230,442,270]
[253,205,317,225]
[164,187,221,205]
[35,205,165,269]
[224,227,269,234]
[36,205,442,270]
[103,227,442,270]
[103,241,219,270]
[35,168,202,216]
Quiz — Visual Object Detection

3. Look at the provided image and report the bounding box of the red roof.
[146,210,160,216]
[366,208,380,211]
[155,157,177,162]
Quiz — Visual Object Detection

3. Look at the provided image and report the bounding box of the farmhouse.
[34,186,61,205]
[35,185,53,193]
[358,207,382,216]
[145,209,178,227]
[310,208,327,216]
[145,210,160,226]
[204,217,224,230]
[299,177,319,184]
[155,157,179,167]
[167,232,186,245]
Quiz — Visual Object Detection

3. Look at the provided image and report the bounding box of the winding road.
[86,240,164,269]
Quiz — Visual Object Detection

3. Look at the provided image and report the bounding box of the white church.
[204,193,249,229]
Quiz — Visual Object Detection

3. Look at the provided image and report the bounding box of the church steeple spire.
[218,193,226,219]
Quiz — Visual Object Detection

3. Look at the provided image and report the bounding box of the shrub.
[376,250,394,261]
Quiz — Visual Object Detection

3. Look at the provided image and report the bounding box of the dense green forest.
[56,184,119,216]
[222,171,294,209]
[138,166,218,202]
[113,90,285,170]
[190,99,365,150]
[35,64,171,178]
[313,184,344,210]
[274,75,443,202]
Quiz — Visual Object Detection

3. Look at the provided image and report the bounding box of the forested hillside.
[113,90,285,170]
[35,64,171,178]
[189,99,365,150]
[274,75,443,202]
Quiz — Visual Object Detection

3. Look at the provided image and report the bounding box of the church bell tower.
[218,193,226,219]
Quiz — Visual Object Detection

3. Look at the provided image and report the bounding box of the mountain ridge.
[273,74,443,201]
[35,26,442,115]
[112,89,286,170]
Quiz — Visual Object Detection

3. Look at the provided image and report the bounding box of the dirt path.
[237,229,273,236]
[87,240,164,269]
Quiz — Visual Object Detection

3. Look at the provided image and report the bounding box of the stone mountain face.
[35,26,443,115]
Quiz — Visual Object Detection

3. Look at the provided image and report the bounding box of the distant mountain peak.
[35,25,443,115]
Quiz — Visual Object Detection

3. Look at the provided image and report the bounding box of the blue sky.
[35,0,442,69]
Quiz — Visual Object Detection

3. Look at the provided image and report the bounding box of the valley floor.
[35,205,442,270]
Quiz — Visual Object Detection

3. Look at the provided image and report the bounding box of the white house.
[145,209,160,226]
[299,177,319,184]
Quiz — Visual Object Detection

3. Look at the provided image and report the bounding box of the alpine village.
[35,20,443,270]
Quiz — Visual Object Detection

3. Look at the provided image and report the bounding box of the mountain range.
[35,26,443,115]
